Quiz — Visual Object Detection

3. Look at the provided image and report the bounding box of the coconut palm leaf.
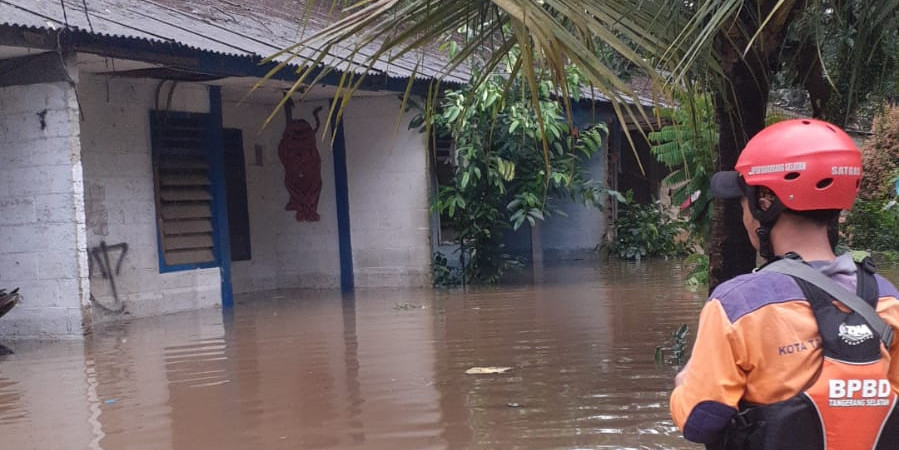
[276,0,897,287]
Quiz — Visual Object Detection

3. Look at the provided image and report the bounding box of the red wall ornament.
[278,105,323,222]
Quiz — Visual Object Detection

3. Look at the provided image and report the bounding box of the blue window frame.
[150,111,220,273]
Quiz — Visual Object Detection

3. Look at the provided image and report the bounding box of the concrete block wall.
[78,74,220,324]
[541,147,609,260]
[221,90,340,292]
[0,81,90,338]
[342,96,432,288]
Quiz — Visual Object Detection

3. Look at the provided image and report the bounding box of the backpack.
[707,255,899,450]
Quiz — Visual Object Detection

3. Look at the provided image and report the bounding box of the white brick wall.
[0,72,483,339]
[78,75,220,324]
[342,96,432,288]
[0,81,89,338]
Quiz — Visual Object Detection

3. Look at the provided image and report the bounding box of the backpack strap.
[854,253,880,310]
[763,257,893,349]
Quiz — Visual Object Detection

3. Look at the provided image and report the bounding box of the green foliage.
[648,92,717,240]
[843,197,899,253]
[611,192,690,260]
[684,253,709,289]
[427,55,614,284]
[432,251,461,287]
[875,250,899,266]
[860,108,899,201]
[655,324,689,366]
[783,2,898,128]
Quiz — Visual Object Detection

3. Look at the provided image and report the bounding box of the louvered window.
[151,112,216,269]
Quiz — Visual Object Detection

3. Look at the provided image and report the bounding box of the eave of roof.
[0,1,663,109]
[0,0,468,84]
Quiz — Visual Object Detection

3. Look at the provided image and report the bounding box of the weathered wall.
[0,79,90,338]
[221,90,340,292]
[445,108,613,265]
[5,71,435,337]
[540,148,609,260]
[79,75,220,323]
[342,97,432,288]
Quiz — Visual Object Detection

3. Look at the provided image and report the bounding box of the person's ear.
[757,196,773,212]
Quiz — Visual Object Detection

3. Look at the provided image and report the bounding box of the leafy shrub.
[432,251,461,287]
[649,92,717,238]
[424,53,614,284]
[844,197,899,253]
[684,253,709,288]
[611,192,689,260]
[860,107,899,200]
[655,324,690,366]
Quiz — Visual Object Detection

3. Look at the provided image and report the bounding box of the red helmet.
[713,119,862,211]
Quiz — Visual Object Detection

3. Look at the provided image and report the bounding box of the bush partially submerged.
[610,192,691,260]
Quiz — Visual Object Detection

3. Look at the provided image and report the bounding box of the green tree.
[649,91,718,239]
[430,59,609,284]
[281,0,899,290]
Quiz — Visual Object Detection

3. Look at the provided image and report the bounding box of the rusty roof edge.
[0,21,464,91]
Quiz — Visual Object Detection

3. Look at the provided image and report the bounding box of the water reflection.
[6,260,888,449]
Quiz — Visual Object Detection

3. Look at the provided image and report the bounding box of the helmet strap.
[756,225,775,260]
[745,185,785,261]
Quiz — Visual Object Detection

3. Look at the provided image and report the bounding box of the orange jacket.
[669,256,899,444]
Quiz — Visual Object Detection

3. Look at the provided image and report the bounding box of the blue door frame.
[331,110,354,291]
[208,86,234,307]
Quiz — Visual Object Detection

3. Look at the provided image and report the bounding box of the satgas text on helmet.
[747,162,807,175]
[831,166,861,176]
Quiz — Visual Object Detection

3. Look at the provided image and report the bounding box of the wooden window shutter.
[151,112,216,268]
[223,128,252,262]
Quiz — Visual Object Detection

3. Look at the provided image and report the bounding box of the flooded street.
[9,259,889,449]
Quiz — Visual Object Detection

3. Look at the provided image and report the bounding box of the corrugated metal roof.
[0,0,664,108]
[0,0,468,83]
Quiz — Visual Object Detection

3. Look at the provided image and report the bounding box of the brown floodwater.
[4,260,894,450]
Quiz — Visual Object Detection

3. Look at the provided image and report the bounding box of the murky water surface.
[4,260,895,449]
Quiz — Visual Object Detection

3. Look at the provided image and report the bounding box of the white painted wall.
[78,74,220,323]
[541,148,608,260]
[342,97,432,288]
[221,89,340,292]
[0,79,90,338]
[3,70,435,338]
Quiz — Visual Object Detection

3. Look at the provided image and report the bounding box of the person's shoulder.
[710,270,796,301]
[875,274,899,299]
[709,270,804,322]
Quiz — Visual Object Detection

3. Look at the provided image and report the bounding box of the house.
[0,0,662,339]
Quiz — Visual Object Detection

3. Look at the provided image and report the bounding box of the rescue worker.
[669,119,899,449]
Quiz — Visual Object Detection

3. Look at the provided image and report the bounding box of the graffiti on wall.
[278,101,323,222]
[89,241,128,313]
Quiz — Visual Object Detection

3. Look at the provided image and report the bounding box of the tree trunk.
[708,65,765,293]
[707,2,788,293]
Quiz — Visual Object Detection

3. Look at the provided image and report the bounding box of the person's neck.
[769,217,836,262]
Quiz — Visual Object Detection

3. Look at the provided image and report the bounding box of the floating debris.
[465,366,512,375]
[393,303,427,311]
[0,288,20,319]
